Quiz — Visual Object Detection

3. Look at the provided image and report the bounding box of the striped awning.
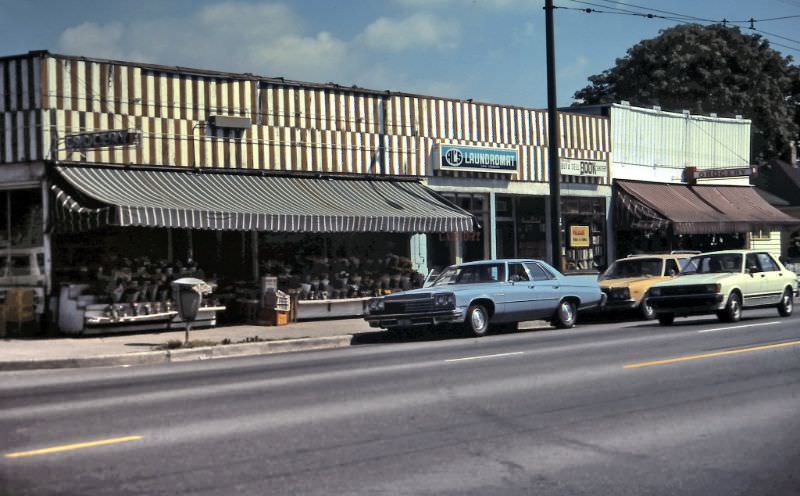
[51,165,475,233]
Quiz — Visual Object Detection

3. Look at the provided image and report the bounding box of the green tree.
[573,24,800,162]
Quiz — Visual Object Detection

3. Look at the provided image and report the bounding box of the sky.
[1,0,799,109]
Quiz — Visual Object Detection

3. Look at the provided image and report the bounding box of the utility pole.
[545,0,562,270]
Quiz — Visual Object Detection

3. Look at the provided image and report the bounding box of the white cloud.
[249,32,350,81]
[57,22,125,60]
[359,13,460,52]
[559,55,590,79]
[56,2,460,96]
[394,0,535,9]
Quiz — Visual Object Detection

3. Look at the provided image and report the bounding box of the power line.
[562,0,800,53]
[592,0,800,24]
[589,0,716,22]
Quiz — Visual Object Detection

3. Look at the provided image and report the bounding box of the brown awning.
[615,180,800,234]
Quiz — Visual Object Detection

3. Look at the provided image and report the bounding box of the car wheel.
[718,292,742,323]
[465,304,490,337]
[657,313,674,326]
[552,299,576,329]
[639,300,656,320]
[778,288,794,317]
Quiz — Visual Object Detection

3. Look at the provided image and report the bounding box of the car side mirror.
[510,274,521,282]
[748,266,759,275]
[667,269,677,276]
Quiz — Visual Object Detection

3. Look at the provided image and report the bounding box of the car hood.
[651,273,734,287]
[600,276,663,289]
[384,283,500,299]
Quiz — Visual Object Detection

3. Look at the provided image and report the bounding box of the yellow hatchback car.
[599,253,693,320]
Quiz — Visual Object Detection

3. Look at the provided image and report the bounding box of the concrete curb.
[0,335,355,371]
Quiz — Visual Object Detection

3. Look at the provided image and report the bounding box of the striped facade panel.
[48,108,393,173]
[47,58,256,120]
[0,110,41,163]
[0,55,43,163]
[34,55,610,181]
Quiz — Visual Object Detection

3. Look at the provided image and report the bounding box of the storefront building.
[572,102,798,259]
[0,51,611,332]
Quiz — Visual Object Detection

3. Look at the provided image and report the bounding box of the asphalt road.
[2,309,800,496]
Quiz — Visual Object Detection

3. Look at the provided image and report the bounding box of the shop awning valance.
[615,179,800,235]
[51,165,476,233]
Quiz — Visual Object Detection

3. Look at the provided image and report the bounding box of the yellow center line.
[4,436,143,459]
[624,340,800,369]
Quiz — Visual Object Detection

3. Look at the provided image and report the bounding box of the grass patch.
[153,339,219,350]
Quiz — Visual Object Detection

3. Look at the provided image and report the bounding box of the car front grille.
[659,285,710,296]
[384,299,435,314]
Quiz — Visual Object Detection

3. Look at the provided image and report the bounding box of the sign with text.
[569,225,590,248]
[435,144,518,174]
[684,166,754,183]
[64,129,141,152]
[560,158,608,178]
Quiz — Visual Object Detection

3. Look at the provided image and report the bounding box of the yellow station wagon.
[599,253,693,320]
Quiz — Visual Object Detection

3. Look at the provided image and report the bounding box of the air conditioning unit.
[208,115,251,130]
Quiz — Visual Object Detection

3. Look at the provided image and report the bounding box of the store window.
[429,193,489,267]
[516,197,547,259]
[562,196,606,271]
[0,189,44,284]
[0,189,43,250]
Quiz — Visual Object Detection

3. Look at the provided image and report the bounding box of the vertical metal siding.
[610,105,750,171]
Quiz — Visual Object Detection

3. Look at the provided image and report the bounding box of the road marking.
[698,321,781,333]
[446,352,524,363]
[624,340,800,369]
[4,436,143,459]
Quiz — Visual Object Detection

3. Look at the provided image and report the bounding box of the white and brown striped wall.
[1,52,609,185]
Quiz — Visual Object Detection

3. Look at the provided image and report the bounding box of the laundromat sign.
[560,157,608,178]
[435,144,518,174]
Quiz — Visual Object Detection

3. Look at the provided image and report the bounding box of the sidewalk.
[0,318,377,371]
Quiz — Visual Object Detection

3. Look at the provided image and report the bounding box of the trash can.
[171,278,212,342]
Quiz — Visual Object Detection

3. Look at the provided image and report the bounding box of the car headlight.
[703,284,721,293]
[368,298,385,312]
[434,293,456,307]
[649,288,662,297]
[610,287,630,299]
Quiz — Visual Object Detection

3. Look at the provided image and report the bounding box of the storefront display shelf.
[86,311,178,326]
[296,297,371,320]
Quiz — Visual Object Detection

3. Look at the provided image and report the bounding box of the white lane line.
[698,321,782,334]
[445,352,525,363]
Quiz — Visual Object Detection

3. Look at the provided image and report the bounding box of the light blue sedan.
[365,259,605,337]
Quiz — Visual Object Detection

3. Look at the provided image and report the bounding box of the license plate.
[398,319,412,327]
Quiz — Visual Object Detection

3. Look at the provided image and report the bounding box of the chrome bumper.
[365,308,464,328]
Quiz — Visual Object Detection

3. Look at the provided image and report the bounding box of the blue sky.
[1,0,798,108]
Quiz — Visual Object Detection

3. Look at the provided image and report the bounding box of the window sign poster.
[569,225,590,248]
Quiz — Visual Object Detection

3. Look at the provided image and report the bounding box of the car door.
[742,253,766,306]
[756,253,786,303]
[524,262,562,319]
[505,263,535,322]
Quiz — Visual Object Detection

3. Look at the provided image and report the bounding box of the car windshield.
[600,258,662,280]
[432,263,506,286]
[681,253,743,274]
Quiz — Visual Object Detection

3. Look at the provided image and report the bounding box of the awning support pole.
[251,231,259,282]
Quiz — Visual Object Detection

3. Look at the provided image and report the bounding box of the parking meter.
[171,277,212,343]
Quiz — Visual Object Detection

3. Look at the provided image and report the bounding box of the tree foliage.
[573,24,800,161]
